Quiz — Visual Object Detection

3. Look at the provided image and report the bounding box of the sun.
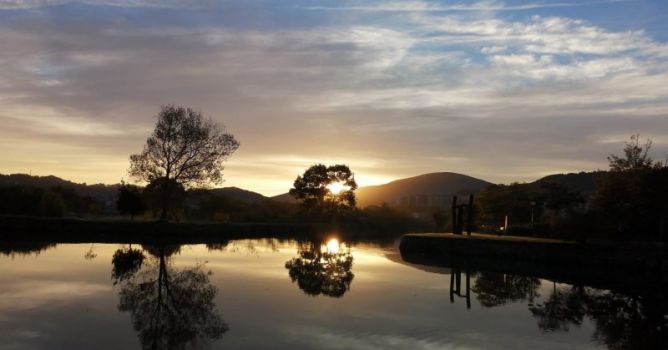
[327,181,349,195]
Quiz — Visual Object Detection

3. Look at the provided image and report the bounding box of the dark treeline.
[469,135,668,242]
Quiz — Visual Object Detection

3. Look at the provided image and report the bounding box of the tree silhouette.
[607,134,660,172]
[289,164,357,217]
[142,178,185,220]
[116,182,146,220]
[539,182,584,216]
[594,134,668,239]
[285,240,354,297]
[129,105,239,219]
[115,244,228,349]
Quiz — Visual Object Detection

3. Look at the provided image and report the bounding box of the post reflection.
[111,244,228,350]
[285,238,355,298]
[449,269,471,309]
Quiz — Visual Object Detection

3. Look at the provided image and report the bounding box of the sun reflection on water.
[321,238,341,254]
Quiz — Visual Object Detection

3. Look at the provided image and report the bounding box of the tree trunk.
[160,185,172,221]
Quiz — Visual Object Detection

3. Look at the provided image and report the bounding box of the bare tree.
[129,105,239,219]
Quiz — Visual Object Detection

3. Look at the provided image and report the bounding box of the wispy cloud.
[298,0,633,13]
[0,0,217,9]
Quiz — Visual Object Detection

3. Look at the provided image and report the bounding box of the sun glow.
[327,181,349,195]
[321,238,340,254]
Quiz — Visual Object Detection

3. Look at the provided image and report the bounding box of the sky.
[0,0,667,196]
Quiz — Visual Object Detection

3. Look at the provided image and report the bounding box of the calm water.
[1,238,665,349]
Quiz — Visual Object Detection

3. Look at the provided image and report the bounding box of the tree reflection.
[0,242,56,258]
[529,284,668,349]
[111,245,145,285]
[586,290,668,350]
[529,284,587,331]
[113,244,228,350]
[285,238,354,298]
[471,273,540,308]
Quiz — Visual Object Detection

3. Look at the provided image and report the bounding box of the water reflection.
[285,238,354,297]
[0,241,56,257]
[472,273,540,308]
[449,269,471,308]
[113,244,228,350]
[2,239,667,349]
[530,286,668,349]
[443,268,668,349]
[111,245,145,285]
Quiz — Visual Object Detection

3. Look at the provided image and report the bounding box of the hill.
[207,187,268,203]
[355,172,492,208]
[0,173,268,205]
[271,192,298,204]
[0,173,119,200]
[533,171,605,195]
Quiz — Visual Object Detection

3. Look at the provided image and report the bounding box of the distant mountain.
[533,171,605,195]
[207,187,267,203]
[0,173,269,205]
[271,192,298,204]
[356,172,492,208]
[0,173,118,199]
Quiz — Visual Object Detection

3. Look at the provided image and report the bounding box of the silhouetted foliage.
[540,182,585,216]
[289,164,358,217]
[38,190,65,217]
[477,183,540,229]
[116,244,228,349]
[142,178,186,220]
[594,135,668,240]
[187,190,297,223]
[607,134,662,172]
[129,105,239,219]
[116,182,146,220]
[285,240,354,297]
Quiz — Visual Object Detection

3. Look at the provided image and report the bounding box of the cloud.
[0,0,218,9]
[298,0,632,13]
[0,2,666,193]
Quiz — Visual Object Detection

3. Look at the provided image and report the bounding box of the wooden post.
[457,206,464,235]
[467,194,474,236]
[451,196,458,234]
